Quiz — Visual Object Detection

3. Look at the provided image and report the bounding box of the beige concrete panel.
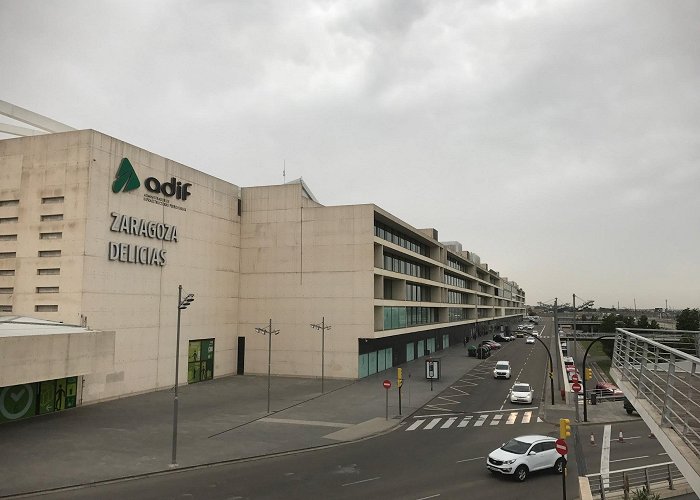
[0,331,115,387]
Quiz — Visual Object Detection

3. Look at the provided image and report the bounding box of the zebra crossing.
[405,410,542,431]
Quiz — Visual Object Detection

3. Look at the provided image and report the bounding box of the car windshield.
[501,438,530,454]
[496,362,509,369]
[513,384,530,392]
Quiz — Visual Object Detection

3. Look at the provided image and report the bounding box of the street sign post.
[555,438,568,455]
[556,438,568,500]
[383,380,391,420]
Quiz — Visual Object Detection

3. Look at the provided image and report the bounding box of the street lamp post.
[255,319,280,413]
[310,317,332,393]
[171,284,195,468]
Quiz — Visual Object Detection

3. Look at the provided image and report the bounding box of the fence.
[587,461,683,499]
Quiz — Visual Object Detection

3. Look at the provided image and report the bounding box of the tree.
[600,314,619,333]
[676,308,700,331]
[649,319,660,330]
[623,316,636,328]
[637,315,650,329]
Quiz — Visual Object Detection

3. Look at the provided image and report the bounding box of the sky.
[1,0,699,310]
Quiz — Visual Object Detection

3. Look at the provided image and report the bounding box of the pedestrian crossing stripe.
[405,411,543,431]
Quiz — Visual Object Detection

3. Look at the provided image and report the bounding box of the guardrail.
[612,328,700,458]
[587,461,683,499]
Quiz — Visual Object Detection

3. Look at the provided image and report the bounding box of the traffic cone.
[590,433,596,446]
[618,431,624,443]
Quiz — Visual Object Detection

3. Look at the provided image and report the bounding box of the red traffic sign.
[571,373,579,382]
[555,438,568,455]
[572,381,582,393]
[383,379,392,389]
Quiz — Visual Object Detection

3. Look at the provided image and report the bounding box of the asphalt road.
[32,323,578,500]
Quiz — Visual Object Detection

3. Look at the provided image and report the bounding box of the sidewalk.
[0,343,483,497]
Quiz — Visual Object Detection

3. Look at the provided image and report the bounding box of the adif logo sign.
[112,158,192,201]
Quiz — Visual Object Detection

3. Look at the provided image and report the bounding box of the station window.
[0,200,19,206]
[0,234,17,241]
[0,287,13,294]
[37,268,60,275]
[35,305,58,312]
[36,287,59,293]
[0,270,14,276]
[38,250,61,257]
[39,232,62,240]
[0,217,18,224]
[41,196,64,204]
[0,252,16,259]
[40,214,64,222]
[0,305,12,312]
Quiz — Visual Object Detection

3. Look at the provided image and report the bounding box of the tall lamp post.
[171,284,195,468]
[310,317,332,393]
[256,319,280,413]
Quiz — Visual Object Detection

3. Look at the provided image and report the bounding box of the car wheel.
[515,465,528,482]
[554,458,566,474]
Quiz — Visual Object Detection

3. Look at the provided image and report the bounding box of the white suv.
[487,435,566,481]
[493,361,511,379]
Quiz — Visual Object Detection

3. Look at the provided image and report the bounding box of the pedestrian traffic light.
[559,418,571,439]
[585,368,593,381]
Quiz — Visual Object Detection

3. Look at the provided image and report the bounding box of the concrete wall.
[239,184,375,379]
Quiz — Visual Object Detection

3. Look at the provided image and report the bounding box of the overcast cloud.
[2,0,698,310]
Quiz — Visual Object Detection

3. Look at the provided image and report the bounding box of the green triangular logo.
[112,158,140,193]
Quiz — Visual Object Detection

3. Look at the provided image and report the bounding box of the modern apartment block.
[0,129,524,422]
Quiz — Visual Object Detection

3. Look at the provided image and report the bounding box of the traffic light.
[397,367,403,388]
[559,418,571,439]
[585,368,593,381]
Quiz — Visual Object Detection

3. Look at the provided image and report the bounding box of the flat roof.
[0,315,97,338]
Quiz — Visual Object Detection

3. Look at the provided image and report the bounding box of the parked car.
[487,435,566,481]
[476,346,491,359]
[467,345,478,357]
[494,334,510,343]
[484,340,502,350]
[493,361,512,379]
[596,382,624,398]
[510,382,534,404]
[516,331,524,338]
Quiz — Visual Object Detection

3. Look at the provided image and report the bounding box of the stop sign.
[572,381,582,393]
[555,438,568,455]
[383,379,391,389]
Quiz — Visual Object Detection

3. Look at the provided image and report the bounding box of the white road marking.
[342,477,380,487]
[506,412,517,424]
[441,417,457,429]
[457,416,472,427]
[610,455,650,463]
[522,411,531,424]
[406,420,424,431]
[475,407,538,413]
[474,414,488,426]
[456,456,485,463]
[259,417,353,428]
[490,414,503,426]
[425,418,442,430]
[601,425,611,489]
[416,495,440,500]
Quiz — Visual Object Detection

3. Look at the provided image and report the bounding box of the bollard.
[590,433,596,446]
[649,432,655,439]
[619,431,624,443]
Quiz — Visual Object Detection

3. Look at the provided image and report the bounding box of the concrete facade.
[0,129,525,408]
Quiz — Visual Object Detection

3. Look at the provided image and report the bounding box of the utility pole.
[255,319,280,413]
[310,317,332,393]
[572,294,577,361]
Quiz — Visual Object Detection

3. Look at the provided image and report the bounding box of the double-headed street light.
[171,285,195,468]
[256,319,280,414]
[310,317,332,393]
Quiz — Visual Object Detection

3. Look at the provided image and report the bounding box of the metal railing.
[612,328,700,457]
[587,461,683,499]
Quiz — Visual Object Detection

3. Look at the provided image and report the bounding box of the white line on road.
[406,420,425,431]
[342,477,381,487]
[474,407,538,413]
[610,455,650,463]
[416,495,440,500]
[490,414,503,426]
[522,411,531,424]
[441,417,458,429]
[457,416,472,427]
[425,418,442,430]
[456,456,485,463]
[413,413,461,418]
[474,415,488,426]
[601,425,611,489]
[506,412,517,424]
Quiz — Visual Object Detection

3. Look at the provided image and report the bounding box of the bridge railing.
[613,328,700,457]
[587,461,683,499]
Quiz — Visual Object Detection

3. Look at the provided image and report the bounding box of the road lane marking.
[406,420,424,431]
[602,425,611,489]
[522,411,531,424]
[475,407,538,413]
[506,412,517,424]
[441,417,457,429]
[456,456,485,463]
[416,495,440,500]
[425,418,442,430]
[457,416,472,427]
[490,414,503,426]
[414,413,461,418]
[610,455,650,463]
[474,415,488,426]
[342,477,380,487]
[259,417,353,428]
